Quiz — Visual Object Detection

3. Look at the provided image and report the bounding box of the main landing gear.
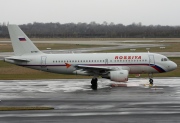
[148,73,154,85]
[91,78,98,90]
[149,78,153,85]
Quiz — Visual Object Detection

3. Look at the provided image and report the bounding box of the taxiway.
[0,78,180,123]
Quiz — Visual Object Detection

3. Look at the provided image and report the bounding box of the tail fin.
[7,24,43,56]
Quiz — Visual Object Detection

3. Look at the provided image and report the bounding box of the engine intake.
[110,70,129,82]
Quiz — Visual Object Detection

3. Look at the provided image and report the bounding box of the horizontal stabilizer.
[5,57,30,62]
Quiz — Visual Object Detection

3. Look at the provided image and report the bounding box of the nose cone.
[173,62,178,70]
[168,61,177,71]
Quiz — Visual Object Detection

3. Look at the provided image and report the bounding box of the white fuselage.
[5,52,177,76]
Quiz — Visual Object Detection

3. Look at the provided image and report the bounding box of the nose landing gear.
[148,73,154,85]
[149,78,153,85]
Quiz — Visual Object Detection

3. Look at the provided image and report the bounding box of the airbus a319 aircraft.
[5,25,177,89]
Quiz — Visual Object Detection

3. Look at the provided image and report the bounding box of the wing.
[74,64,129,75]
[75,65,115,75]
[76,65,112,70]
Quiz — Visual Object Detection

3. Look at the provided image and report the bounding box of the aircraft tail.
[7,25,43,56]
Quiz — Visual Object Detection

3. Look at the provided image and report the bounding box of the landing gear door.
[41,56,47,68]
[149,55,155,66]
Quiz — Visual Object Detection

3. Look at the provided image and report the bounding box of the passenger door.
[41,56,47,68]
[105,59,108,65]
[149,55,155,66]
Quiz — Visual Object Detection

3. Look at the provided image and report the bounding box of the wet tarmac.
[0,78,180,123]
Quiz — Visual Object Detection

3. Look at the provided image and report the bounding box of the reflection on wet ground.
[0,78,180,123]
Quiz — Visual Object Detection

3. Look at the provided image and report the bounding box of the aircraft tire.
[149,79,153,85]
[91,78,98,90]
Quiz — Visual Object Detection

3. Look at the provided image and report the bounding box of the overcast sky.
[1,0,180,26]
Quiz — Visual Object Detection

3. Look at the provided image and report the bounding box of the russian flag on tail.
[18,37,26,41]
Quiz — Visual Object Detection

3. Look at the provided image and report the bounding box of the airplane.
[4,25,177,90]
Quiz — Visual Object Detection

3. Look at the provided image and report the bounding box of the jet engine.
[110,70,129,82]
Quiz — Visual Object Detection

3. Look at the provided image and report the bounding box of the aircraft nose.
[169,61,177,71]
[173,62,177,69]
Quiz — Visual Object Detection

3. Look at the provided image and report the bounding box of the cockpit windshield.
[161,58,169,61]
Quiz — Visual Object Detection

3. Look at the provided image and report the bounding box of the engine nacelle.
[110,70,129,82]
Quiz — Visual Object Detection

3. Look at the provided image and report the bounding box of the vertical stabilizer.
[7,25,43,56]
